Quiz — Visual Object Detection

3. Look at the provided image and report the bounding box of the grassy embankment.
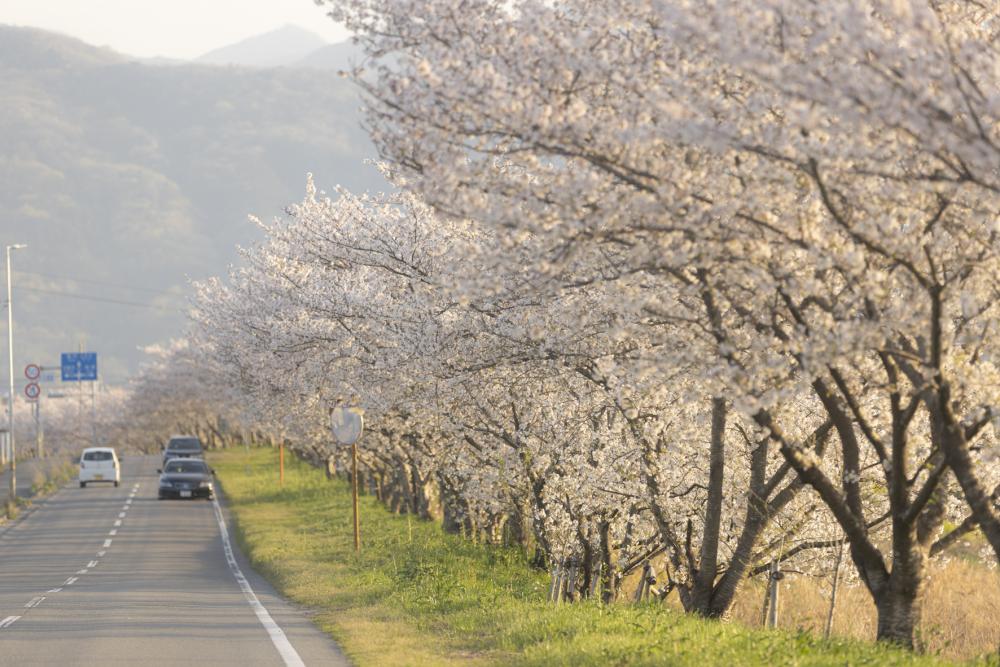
[211,448,990,667]
[2,455,76,520]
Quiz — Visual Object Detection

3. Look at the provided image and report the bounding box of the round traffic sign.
[24,382,40,400]
[24,364,40,380]
[330,406,364,445]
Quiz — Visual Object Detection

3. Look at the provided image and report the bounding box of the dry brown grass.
[619,545,1000,660]
[727,558,1000,661]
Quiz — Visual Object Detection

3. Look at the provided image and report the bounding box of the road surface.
[0,455,349,666]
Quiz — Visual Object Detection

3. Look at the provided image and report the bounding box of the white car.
[79,447,121,488]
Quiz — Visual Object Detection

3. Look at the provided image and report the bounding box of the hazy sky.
[0,0,350,59]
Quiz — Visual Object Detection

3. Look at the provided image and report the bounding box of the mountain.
[0,25,124,68]
[0,25,379,383]
[293,40,365,71]
[195,25,328,68]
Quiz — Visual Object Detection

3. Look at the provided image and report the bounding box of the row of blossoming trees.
[132,1,1000,647]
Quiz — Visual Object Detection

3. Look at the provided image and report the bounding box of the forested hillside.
[0,25,376,381]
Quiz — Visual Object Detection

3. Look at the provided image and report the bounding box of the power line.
[13,285,187,313]
[15,270,180,296]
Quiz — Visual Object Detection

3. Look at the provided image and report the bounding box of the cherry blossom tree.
[184,176,847,619]
[322,0,1000,645]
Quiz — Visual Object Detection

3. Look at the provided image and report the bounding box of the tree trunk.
[874,580,921,648]
[506,498,533,550]
[437,474,464,534]
[599,520,616,603]
[873,508,926,648]
[691,397,727,614]
[939,412,1000,561]
[705,435,768,617]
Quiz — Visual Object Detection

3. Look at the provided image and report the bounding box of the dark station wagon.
[161,435,204,466]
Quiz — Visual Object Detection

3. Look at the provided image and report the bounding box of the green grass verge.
[211,448,984,667]
[30,459,77,497]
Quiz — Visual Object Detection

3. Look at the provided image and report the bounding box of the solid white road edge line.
[212,496,305,667]
[0,616,20,629]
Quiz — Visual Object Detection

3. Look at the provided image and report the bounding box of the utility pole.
[77,341,84,447]
[6,243,26,503]
[35,396,43,459]
[90,375,97,447]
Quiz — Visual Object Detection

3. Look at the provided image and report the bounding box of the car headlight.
[199,481,213,488]
[159,480,173,488]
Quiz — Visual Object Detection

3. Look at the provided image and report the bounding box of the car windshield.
[83,450,113,461]
[164,460,208,474]
[168,438,201,451]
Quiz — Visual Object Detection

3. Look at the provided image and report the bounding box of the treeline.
[123,1,1000,650]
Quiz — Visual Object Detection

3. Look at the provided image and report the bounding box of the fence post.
[633,562,651,603]
[824,538,847,639]
[565,560,578,602]
[645,563,657,601]
[548,566,561,603]
[590,562,602,599]
[766,560,782,628]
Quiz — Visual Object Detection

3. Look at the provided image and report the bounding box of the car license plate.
[94,474,103,480]
[180,490,192,498]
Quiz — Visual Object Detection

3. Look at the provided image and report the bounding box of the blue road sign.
[61,352,98,382]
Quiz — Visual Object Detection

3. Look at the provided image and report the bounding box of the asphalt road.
[0,455,350,666]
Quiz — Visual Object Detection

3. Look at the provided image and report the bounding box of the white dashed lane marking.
[2,481,141,628]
